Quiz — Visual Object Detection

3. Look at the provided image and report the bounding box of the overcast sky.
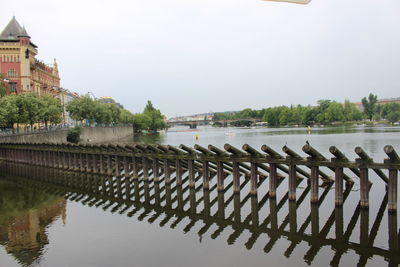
[1,0,399,117]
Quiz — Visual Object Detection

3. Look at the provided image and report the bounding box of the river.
[0,125,399,267]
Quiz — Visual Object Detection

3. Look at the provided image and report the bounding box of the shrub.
[66,125,82,143]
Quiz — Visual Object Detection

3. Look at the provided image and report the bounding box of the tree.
[106,103,121,124]
[40,95,63,128]
[0,79,6,98]
[361,93,378,120]
[142,101,166,132]
[66,95,97,125]
[16,93,43,130]
[387,111,400,123]
[343,100,363,121]
[0,95,19,130]
[119,109,135,124]
[131,113,150,131]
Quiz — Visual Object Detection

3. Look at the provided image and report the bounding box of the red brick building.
[0,16,60,95]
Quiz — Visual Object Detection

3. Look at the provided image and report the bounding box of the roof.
[0,16,37,47]
[0,16,29,40]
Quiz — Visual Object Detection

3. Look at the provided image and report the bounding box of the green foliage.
[40,94,63,127]
[66,97,166,132]
[0,74,7,97]
[362,93,378,120]
[0,93,63,130]
[66,95,97,124]
[143,101,166,132]
[66,125,82,143]
[387,111,400,123]
[230,120,252,127]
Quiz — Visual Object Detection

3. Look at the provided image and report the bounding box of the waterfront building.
[0,16,60,96]
[99,96,124,109]
[354,97,400,111]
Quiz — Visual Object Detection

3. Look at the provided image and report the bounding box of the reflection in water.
[0,162,399,267]
[0,178,66,267]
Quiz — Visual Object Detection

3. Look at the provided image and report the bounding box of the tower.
[0,16,60,96]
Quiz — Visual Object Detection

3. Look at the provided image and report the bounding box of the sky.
[1,0,399,117]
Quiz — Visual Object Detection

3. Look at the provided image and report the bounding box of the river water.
[0,125,399,267]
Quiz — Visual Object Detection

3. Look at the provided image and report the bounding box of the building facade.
[0,16,60,96]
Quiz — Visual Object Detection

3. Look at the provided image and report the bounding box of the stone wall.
[0,126,134,144]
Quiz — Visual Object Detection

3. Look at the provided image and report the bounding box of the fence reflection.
[0,162,398,267]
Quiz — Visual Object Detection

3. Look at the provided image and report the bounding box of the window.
[9,82,16,93]
[8,69,16,78]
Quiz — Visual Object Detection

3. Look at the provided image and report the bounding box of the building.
[59,89,80,126]
[99,96,124,109]
[354,97,400,111]
[0,16,60,95]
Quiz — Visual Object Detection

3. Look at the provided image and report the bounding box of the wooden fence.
[0,142,399,212]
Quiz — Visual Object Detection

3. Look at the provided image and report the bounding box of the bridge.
[167,118,262,129]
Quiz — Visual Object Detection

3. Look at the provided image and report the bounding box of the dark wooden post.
[360,208,369,245]
[217,192,225,219]
[251,195,259,226]
[115,155,120,177]
[335,167,344,206]
[132,157,138,180]
[388,212,399,257]
[288,164,296,201]
[311,203,319,236]
[388,169,398,212]
[188,159,195,188]
[360,168,369,208]
[123,156,130,178]
[91,154,96,173]
[164,159,171,184]
[310,165,319,203]
[99,154,104,174]
[289,200,297,233]
[250,162,258,195]
[269,163,277,198]
[234,193,241,223]
[79,153,84,172]
[142,157,149,181]
[203,189,211,217]
[153,158,160,182]
[233,161,240,193]
[335,206,344,241]
[107,155,112,175]
[189,188,196,214]
[202,161,210,190]
[270,198,278,231]
[217,161,224,191]
[177,185,184,210]
[176,159,182,185]
[385,145,399,212]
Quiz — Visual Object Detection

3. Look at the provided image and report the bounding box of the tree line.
[0,92,167,133]
[0,93,63,131]
[214,94,400,126]
[66,96,166,132]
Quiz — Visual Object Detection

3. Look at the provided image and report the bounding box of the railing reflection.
[0,161,399,267]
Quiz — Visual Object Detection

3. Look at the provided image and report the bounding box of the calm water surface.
[0,125,399,267]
